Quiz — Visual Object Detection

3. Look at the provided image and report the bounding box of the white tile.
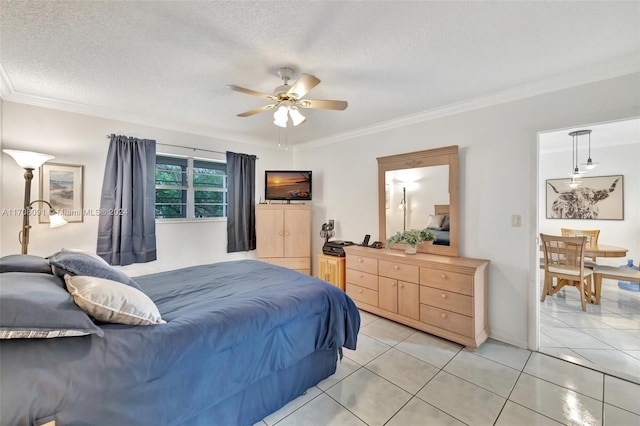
[603,403,640,426]
[359,317,415,346]
[395,331,462,368]
[597,313,640,330]
[386,397,465,426]
[343,333,390,366]
[357,309,380,327]
[604,375,640,415]
[253,421,268,426]
[495,401,563,426]
[416,371,505,426]
[317,357,361,391]
[538,347,596,368]
[550,313,613,329]
[524,352,604,400]
[540,331,567,348]
[625,349,640,361]
[540,312,572,328]
[580,328,640,350]
[326,368,412,426]
[541,327,614,349]
[572,349,640,384]
[444,350,520,398]
[471,338,531,371]
[274,393,367,426]
[510,373,602,426]
[365,348,439,394]
[263,386,322,425]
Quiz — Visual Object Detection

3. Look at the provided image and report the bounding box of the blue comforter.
[0,260,360,425]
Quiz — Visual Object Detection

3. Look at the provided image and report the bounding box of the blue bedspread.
[0,260,360,425]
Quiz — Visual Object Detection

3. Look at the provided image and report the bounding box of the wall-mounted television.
[265,170,312,201]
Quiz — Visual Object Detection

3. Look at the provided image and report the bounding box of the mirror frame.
[378,145,459,257]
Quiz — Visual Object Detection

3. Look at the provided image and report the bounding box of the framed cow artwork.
[546,175,623,220]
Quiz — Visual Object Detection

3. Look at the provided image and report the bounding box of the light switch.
[511,215,522,227]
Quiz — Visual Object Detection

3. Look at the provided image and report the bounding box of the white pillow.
[64,275,166,326]
[425,214,446,230]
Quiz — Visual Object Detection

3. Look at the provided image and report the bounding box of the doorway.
[536,117,640,384]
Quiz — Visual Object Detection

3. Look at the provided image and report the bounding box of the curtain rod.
[105,134,258,159]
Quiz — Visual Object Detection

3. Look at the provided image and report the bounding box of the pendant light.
[579,129,598,170]
[568,130,588,179]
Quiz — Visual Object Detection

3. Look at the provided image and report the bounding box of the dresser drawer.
[420,286,473,316]
[347,255,378,274]
[347,284,378,306]
[346,269,378,290]
[262,257,310,270]
[379,260,419,283]
[420,268,473,296]
[420,305,473,337]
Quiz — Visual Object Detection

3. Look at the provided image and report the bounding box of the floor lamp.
[3,149,67,254]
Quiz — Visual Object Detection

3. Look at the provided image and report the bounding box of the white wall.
[294,73,640,348]
[539,124,639,268]
[0,102,294,274]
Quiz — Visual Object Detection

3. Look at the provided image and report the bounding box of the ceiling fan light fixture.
[289,107,306,126]
[273,105,289,127]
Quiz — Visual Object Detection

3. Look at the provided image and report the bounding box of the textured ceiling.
[1,1,638,147]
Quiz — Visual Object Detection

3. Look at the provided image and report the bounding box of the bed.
[0,255,360,426]
[429,204,451,246]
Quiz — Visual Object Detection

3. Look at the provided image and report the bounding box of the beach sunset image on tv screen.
[265,171,312,200]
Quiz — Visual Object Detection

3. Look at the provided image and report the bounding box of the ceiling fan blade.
[237,104,276,117]
[287,74,321,99]
[227,85,277,100]
[299,99,348,110]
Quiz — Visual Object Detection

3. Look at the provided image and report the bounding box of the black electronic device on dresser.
[322,240,354,257]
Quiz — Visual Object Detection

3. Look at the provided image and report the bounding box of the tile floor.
[540,276,640,384]
[255,309,640,426]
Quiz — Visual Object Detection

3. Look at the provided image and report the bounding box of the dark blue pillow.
[0,272,104,339]
[48,251,141,290]
[0,254,52,274]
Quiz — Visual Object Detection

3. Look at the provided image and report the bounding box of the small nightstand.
[317,254,346,291]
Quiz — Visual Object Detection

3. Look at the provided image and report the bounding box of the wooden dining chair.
[560,228,600,264]
[540,234,593,311]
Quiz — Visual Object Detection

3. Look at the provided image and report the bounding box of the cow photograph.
[546,175,624,220]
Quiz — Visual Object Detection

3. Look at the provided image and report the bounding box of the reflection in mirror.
[385,165,450,244]
[378,145,459,257]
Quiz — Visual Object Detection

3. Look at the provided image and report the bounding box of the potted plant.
[385,229,436,254]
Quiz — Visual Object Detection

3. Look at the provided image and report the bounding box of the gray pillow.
[441,215,450,232]
[0,272,104,339]
[48,251,141,290]
[0,254,52,274]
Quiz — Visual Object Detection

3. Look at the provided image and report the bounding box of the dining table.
[583,244,628,259]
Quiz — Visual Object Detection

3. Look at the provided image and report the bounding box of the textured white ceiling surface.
[1,1,638,146]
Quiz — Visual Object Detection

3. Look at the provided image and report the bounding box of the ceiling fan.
[227,67,348,128]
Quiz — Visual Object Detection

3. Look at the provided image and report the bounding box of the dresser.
[344,245,490,349]
[256,204,311,274]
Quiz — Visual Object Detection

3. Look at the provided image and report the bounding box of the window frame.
[155,154,227,222]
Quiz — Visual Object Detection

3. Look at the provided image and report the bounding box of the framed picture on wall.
[545,175,623,220]
[39,163,84,223]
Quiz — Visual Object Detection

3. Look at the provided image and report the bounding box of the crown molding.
[295,55,640,151]
[2,56,638,153]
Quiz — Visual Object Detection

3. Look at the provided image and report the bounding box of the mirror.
[378,145,459,257]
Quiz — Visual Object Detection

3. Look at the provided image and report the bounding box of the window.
[155,155,227,219]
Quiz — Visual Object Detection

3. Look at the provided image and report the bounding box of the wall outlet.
[511,215,522,227]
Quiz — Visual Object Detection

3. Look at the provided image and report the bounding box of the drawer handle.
[358,289,363,293]
[358,258,363,263]
[394,265,400,270]
[440,312,447,319]
[440,273,447,279]
[279,231,284,236]
[441,293,447,299]
[399,283,404,289]
[391,282,396,287]
[285,231,290,236]
[360,274,364,278]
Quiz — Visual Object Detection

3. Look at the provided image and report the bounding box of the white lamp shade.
[3,149,54,169]
[273,106,289,127]
[49,213,68,228]
[289,107,306,126]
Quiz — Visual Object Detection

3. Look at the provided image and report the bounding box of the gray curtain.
[226,151,256,252]
[97,134,157,265]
